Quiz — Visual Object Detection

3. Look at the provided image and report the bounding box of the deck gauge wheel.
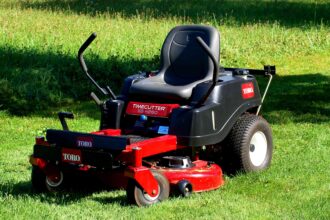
[31,165,65,192]
[127,170,170,206]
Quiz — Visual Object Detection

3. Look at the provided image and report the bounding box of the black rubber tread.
[126,169,170,206]
[31,165,47,192]
[224,114,273,173]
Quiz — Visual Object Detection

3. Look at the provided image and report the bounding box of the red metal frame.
[125,166,159,196]
[91,129,121,136]
[115,135,187,196]
[31,127,224,197]
[116,135,184,164]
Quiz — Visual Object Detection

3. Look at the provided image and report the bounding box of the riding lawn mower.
[29,25,275,206]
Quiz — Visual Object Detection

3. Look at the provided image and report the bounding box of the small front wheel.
[45,170,65,192]
[31,165,65,192]
[31,165,47,192]
[126,170,170,206]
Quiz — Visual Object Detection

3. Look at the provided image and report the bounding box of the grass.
[0,0,330,219]
[1,0,330,114]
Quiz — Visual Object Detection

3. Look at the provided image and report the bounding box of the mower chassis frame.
[31,133,189,196]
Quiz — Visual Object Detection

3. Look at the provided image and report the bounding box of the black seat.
[129,25,220,101]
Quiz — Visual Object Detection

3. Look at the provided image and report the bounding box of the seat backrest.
[159,25,220,86]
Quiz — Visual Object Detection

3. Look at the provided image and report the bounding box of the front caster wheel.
[45,170,65,192]
[177,180,193,197]
[31,165,47,192]
[126,170,170,206]
[224,114,273,173]
[31,165,65,192]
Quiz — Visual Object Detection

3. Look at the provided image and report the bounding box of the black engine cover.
[170,75,261,146]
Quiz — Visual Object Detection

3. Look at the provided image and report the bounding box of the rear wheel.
[224,114,273,173]
[126,170,170,206]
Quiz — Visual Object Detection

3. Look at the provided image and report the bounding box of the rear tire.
[126,170,170,206]
[224,114,273,173]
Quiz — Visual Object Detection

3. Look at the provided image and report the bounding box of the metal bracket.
[256,73,273,115]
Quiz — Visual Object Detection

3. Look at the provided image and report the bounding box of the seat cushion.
[129,74,207,100]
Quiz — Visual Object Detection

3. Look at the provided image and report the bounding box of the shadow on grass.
[0,181,92,204]
[92,195,128,206]
[261,73,330,124]
[0,46,158,115]
[1,46,329,124]
[19,0,330,27]
[0,178,128,206]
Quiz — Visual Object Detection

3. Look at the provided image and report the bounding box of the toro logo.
[76,136,93,148]
[62,148,81,164]
[241,82,255,99]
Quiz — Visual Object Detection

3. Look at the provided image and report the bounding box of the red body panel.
[116,135,185,165]
[118,135,185,196]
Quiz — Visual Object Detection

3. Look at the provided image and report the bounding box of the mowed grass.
[0,0,330,219]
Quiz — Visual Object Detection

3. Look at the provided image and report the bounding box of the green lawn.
[1,0,330,219]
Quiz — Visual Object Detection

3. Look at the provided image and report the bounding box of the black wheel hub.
[250,144,255,152]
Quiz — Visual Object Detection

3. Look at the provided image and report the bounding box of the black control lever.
[195,36,219,106]
[78,33,116,100]
[78,33,97,73]
[90,92,102,106]
[58,112,74,131]
[106,86,117,100]
[78,33,108,95]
